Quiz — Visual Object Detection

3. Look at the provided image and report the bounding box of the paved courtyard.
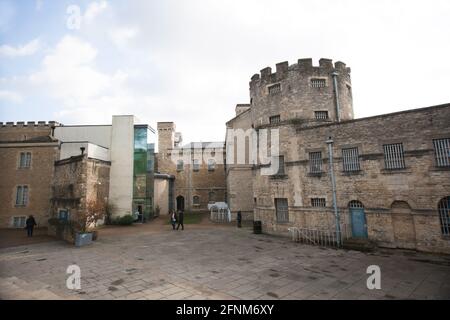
[1,219,450,300]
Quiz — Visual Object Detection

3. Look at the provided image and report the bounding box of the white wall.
[154,178,169,216]
[54,126,112,148]
[108,115,135,217]
[60,142,110,161]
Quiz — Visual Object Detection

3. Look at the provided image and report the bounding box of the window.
[438,197,450,236]
[19,152,31,168]
[275,198,289,223]
[15,186,29,206]
[176,160,184,171]
[269,115,281,124]
[268,83,281,95]
[207,159,216,171]
[208,191,215,203]
[314,111,329,120]
[12,216,26,228]
[193,196,200,205]
[309,152,323,173]
[349,200,364,208]
[342,147,360,172]
[193,159,200,172]
[433,138,450,167]
[383,143,406,170]
[311,198,326,207]
[311,78,326,88]
[58,209,69,221]
[275,156,285,175]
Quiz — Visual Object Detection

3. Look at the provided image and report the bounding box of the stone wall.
[0,123,59,228]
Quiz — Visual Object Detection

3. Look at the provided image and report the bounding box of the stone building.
[0,121,60,228]
[226,58,450,254]
[155,122,226,214]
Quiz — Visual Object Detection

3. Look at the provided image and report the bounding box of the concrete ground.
[0,216,449,300]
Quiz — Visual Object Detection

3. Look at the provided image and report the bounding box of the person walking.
[237,210,242,228]
[176,210,184,230]
[25,215,37,237]
[170,210,177,230]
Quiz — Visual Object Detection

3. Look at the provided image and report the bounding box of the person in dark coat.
[176,210,184,230]
[170,210,177,230]
[25,215,37,237]
[237,210,242,228]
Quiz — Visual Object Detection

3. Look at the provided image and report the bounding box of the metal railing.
[210,209,231,223]
[288,224,351,248]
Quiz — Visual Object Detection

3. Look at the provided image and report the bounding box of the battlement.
[0,121,61,128]
[250,58,351,85]
[157,122,176,132]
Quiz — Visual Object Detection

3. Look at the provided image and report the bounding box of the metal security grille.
[349,200,364,208]
[309,151,323,173]
[19,152,31,168]
[314,111,329,120]
[275,198,289,222]
[192,160,200,171]
[433,138,450,167]
[383,143,406,169]
[13,216,26,228]
[438,197,450,236]
[311,78,326,88]
[176,160,184,171]
[311,198,326,207]
[15,186,28,206]
[268,83,281,95]
[342,147,360,172]
[269,115,281,124]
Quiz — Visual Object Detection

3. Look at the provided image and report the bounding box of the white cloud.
[0,38,40,57]
[0,90,23,104]
[84,1,109,24]
[109,26,139,48]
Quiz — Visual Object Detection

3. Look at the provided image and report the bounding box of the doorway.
[391,201,416,249]
[176,195,185,211]
[349,201,368,238]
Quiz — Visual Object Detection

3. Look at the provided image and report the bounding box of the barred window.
[309,151,323,173]
[314,111,329,120]
[275,198,289,223]
[342,147,360,172]
[311,78,326,88]
[383,143,406,170]
[208,191,215,203]
[19,152,31,168]
[192,159,200,172]
[269,115,281,124]
[12,216,26,228]
[193,196,200,205]
[16,186,29,206]
[275,156,285,175]
[176,160,184,171]
[438,197,450,236]
[433,138,450,167]
[268,83,281,95]
[207,159,216,171]
[311,198,326,207]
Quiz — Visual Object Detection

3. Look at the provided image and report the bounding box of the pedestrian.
[25,215,37,237]
[176,210,184,230]
[170,210,177,230]
[237,210,242,228]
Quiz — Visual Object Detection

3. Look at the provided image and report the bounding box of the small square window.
[311,79,326,88]
[268,83,281,95]
[269,115,281,124]
[383,143,406,170]
[311,198,326,207]
[314,111,329,120]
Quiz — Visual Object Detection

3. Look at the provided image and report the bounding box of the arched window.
[438,197,450,236]
[349,200,364,208]
[193,196,200,206]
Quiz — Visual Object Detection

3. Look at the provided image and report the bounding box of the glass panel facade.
[133,126,155,222]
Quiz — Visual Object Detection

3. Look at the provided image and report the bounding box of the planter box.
[75,232,93,247]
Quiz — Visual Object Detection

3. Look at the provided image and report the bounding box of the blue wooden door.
[350,208,368,238]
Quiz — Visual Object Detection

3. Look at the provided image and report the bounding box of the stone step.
[343,238,377,252]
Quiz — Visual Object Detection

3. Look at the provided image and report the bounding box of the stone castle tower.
[249,58,353,127]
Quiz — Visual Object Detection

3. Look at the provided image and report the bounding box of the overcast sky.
[1,0,450,148]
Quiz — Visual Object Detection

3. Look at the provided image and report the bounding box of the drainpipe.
[332,72,341,122]
[326,137,341,245]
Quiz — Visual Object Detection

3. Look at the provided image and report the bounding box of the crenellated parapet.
[248,58,354,127]
[0,121,61,127]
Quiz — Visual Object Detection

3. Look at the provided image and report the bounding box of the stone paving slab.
[0,225,450,300]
